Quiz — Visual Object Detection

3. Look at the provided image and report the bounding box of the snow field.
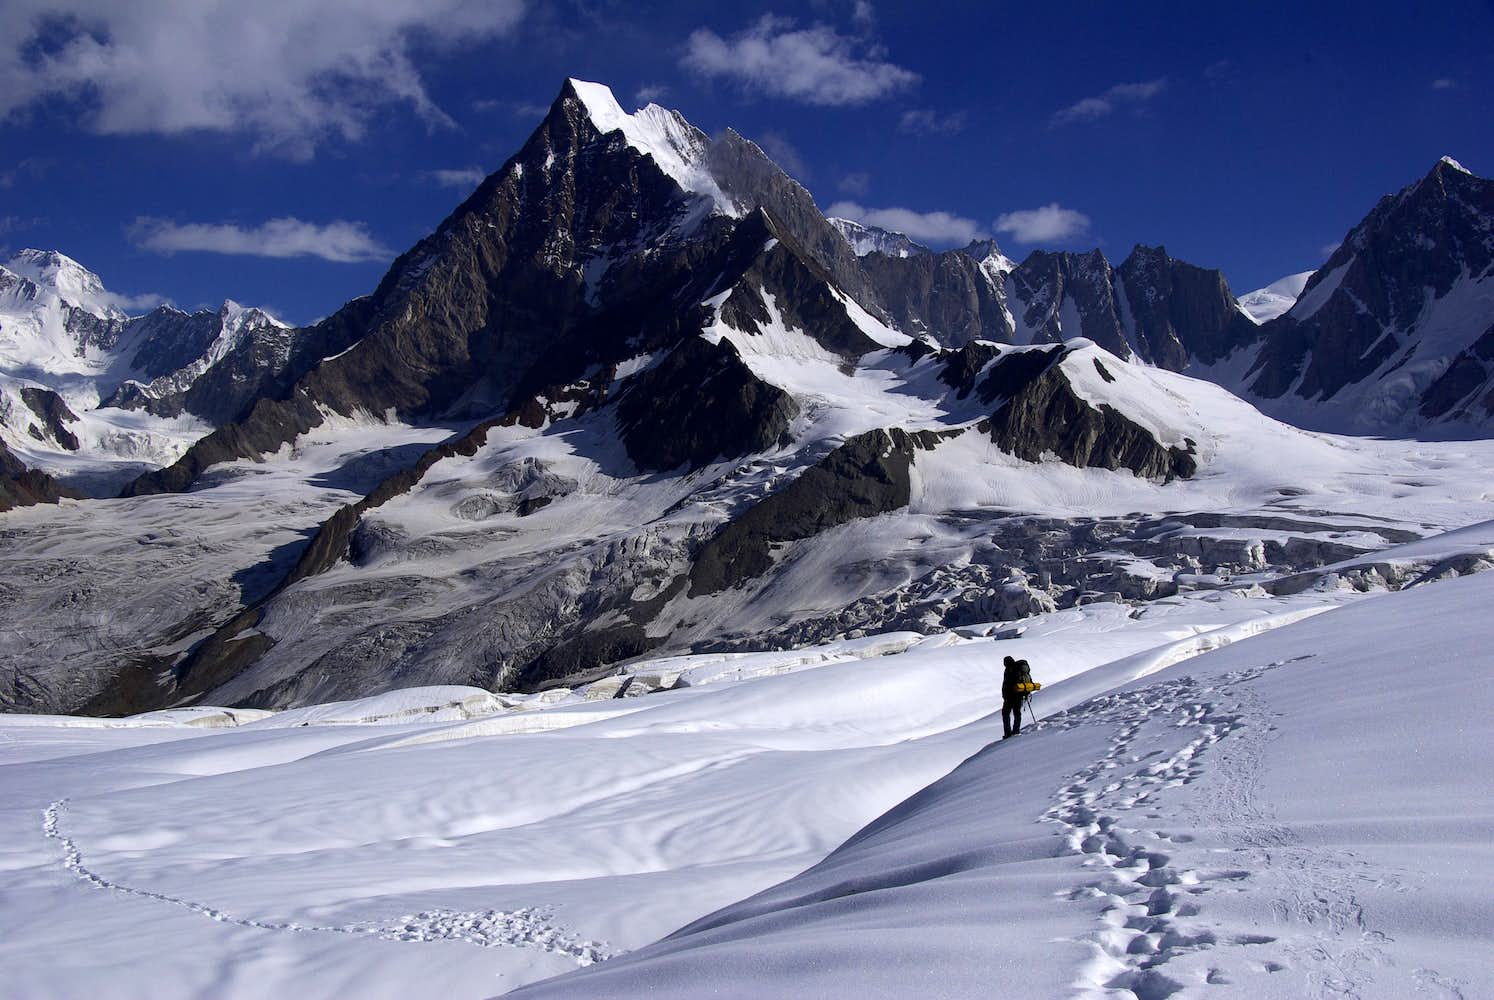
[5,568,1485,997]
[517,570,1494,999]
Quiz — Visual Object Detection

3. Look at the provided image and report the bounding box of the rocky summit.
[2,80,1493,716]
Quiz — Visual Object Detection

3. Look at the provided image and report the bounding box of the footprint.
[1231,934,1276,946]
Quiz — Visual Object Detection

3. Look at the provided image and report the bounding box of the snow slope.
[1237,270,1313,323]
[518,569,1494,999]
[2,548,1491,997]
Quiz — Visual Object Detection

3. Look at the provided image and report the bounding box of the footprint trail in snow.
[1039,656,1423,998]
[43,799,618,966]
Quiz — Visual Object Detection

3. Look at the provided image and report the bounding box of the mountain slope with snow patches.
[3,83,1493,722]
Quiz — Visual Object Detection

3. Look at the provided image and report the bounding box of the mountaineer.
[1001,655,1039,739]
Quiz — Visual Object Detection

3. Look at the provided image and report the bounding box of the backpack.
[1004,658,1035,697]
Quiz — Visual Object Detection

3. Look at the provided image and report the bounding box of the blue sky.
[2,0,1491,324]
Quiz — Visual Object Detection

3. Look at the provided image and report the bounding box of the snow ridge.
[567,79,739,217]
[1238,270,1314,324]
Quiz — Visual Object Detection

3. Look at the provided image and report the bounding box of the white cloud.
[1320,241,1342,260]
[427,167,487,189]
[837,171,871,197]
[1431,78,1457,90]
[131,217,391,263]
[635,84,670,104]
[1052,78,1167,126]
[682,15,918,106]
[0,1,526,158]
[898,108,966,135]
[993,203,1091,244]
[825,201,985,245]
[102,289,169,312]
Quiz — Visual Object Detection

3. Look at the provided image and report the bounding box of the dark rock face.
[1010,250,1130,357]
[517,625,662,692]
[104,304,303,424]
[1421,322,1494,419]
[862,247,1013,347]
[122,80,718,497]
[717,237,886,360]
[868,241,1256,373]
[122,307,228,382]
[1117,244,1260,368]
[688,428,946,595]
[0,438,78,511]
[706,130,889,320]
[979,346,1197,481]
[617,335,797,473]
[938,340,1006,395]
[19,387,79,450]
[974,344,1069,404]
[1246,159,1494,414]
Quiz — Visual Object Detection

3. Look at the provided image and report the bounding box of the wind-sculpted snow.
[6,578,1459,998]
[45,799,615,964]
[7,563,1494,997]
[513,571,1494,999]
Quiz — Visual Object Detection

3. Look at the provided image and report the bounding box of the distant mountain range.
[2,79,1491,715]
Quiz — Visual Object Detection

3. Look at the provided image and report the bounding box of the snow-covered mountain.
[1238,269,1313,322]
[1224,157,1494,434]
[4,78,1494,999]
[4,81,1494,720]
[828,217,932,258]
[0,249,292,497]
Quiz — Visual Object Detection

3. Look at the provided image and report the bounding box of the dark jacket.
[1002,659,1032,701]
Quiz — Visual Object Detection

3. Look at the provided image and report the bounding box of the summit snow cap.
[564,79,740,217]
[4,249,128,322]
[1439,155,1472,175]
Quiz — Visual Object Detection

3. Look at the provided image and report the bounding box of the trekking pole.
[1026,691,1040,729]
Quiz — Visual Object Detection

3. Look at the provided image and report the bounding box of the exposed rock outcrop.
[978,345,1197,481]
[0,438,78,511]
[1117,244,1260,368]
[618,335,797,473]
[689,428,947,595]
[19,387,79,451]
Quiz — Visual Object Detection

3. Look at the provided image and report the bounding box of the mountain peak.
[558,78,739,217]
[218,299,288,330]
[828,218,930,258]
[4,247,126,321]
[1437,154,1472,175]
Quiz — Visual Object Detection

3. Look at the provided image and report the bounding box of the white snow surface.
[517,570,1494,999]
[4,563,1492,997]
[567,79,738,218]
[1237,270,1314,323]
